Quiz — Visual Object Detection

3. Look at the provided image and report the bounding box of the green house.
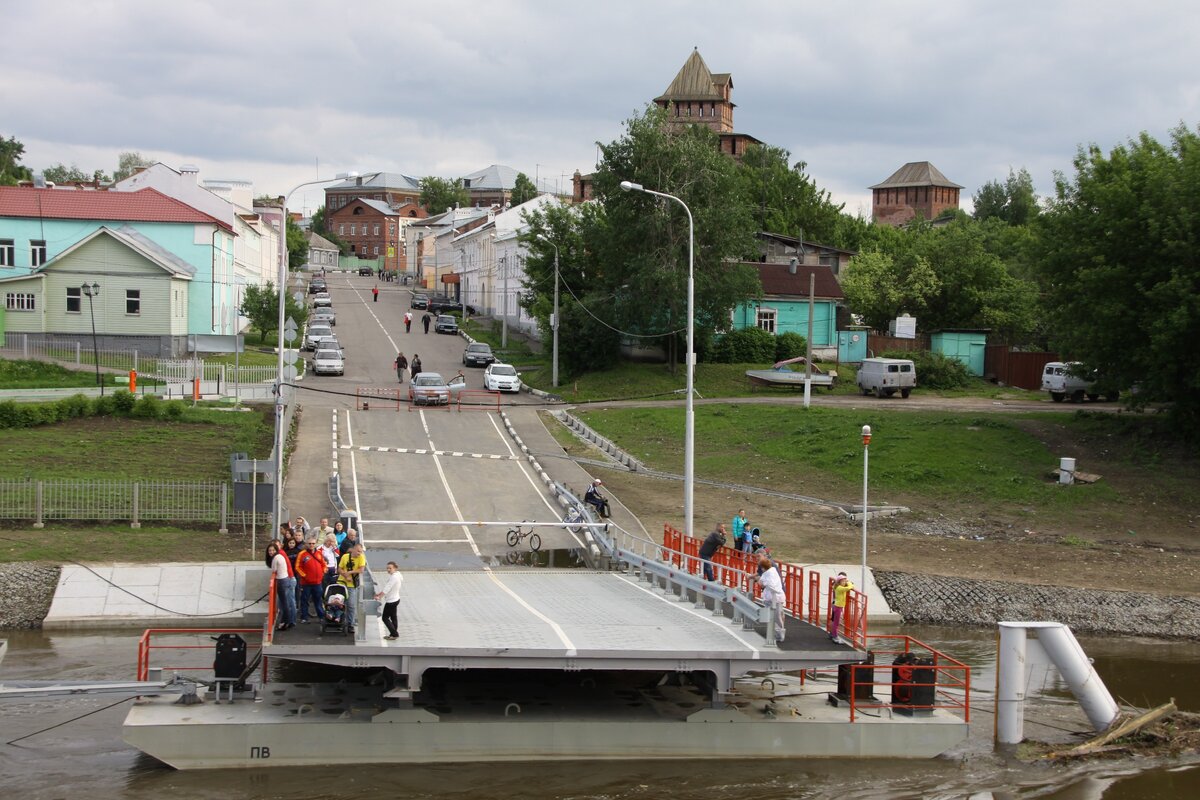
[731,262,843,357]
[930,329,988,376]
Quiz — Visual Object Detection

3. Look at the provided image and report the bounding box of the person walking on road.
[394,352,408,383]
[372,285,379,303]
[374,561,404,640]
[422,312,432,333]
[410,354,422,380]
[404,311,412,332]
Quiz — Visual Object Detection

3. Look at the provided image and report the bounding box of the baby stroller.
[748,527,768,554]
[320,584,350,636]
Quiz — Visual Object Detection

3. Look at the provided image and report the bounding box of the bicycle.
[506,521,541,552]
[562,506,585,535]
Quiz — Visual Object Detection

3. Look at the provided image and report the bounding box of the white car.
[312,308,336,327]
[310,348,344,376]
[312,292,333,308]
[483,363,522,393]
[312,335,344,357]
[304,324,333,350]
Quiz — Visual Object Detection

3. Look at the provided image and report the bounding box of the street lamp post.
[538,237,561,388]
[82,282,102,395]
[274,173,356,530]
[861,425,871,592]
[620,180,695,539]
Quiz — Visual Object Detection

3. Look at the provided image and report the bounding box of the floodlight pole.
[82,282,102,395]
[620,180,694,539]
[539,237,561,388]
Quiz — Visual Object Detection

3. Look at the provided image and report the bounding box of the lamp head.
[619,180,642,193]
[862,425,872,446]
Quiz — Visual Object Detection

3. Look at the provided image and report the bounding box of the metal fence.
[149,360,278,385]
[0,478,270,530]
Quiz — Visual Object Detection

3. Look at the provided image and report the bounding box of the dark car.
[410,293,429,310]
[308,278,327,294]
[427,296,477,315]
[357,267,373,276]
[434,314,459,335]
[462,342,495,367]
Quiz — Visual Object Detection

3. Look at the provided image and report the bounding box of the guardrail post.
[131,482,141,528]
[34,480,44,529]
[219,483,229,534]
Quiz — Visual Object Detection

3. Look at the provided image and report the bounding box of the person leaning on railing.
[751,553,786,643]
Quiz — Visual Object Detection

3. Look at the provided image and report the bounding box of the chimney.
[180,164,200,183]
[789,257,798,275]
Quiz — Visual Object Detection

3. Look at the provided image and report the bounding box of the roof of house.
[325,172,421,192]
[0,186,234,231]
[747,262,844,300]
[12,225,196,279]
[869,161,963,190]
[462,164,519,192]
[655,48,732,103]
[305,231,338,251]
[756,231,857,256]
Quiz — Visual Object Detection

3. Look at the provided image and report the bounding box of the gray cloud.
[5,0,1197,213]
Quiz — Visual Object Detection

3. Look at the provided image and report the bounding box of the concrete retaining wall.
[876,570,1200,640]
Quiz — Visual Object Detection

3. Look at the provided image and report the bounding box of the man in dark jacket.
[698,523,727,582]
[422,312,432,333]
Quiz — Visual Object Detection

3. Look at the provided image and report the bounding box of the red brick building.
[324,172,421,215]
[329,198,404,272]
[870,161,963,226]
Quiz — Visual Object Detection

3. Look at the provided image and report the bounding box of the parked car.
[312,292,333,308]
[462,342,494,367]
[357,266,374,276]
[308,278,327,294]
[310,348,345,376]
[1041,361,1118,403]
[427,296,477,315]
[409,372,451,405]
[856,357,916,398]
[410,293,429,310]
[312,308,336,327]
[434,314,458,335]
[304,324,334,350]
[311,335,344,357]
[483,362,522,393]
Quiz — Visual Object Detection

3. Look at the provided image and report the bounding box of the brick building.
[328,198,403,272]
[870,161,963,226]
[324,172,421,215]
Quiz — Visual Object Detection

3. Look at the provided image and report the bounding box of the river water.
[1,624,1197,800]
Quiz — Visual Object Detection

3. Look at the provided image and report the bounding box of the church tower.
[654,48,735,134]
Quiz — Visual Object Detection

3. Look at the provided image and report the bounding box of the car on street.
[434,314,459,335]
[410,293,429,309]
[308,278,327,294]
[1041,361,1118,403]
[462,342,495,367]
[483,362,522,393]
[310,348,345,376]
[311,335,345,357]
[357,267,374,276]
[409,372,451,405]
[312,308,336,327]
[427,296,477,315]
[312,292,333,308]
[304,324,334,350]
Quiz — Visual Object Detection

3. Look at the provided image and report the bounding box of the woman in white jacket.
[374,561,404,640]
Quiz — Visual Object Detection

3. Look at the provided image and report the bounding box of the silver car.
[409,372,450,405]
[311,348,345,376]
[312,308,336,327]
[312,292,333,308]
[304,324,333,350]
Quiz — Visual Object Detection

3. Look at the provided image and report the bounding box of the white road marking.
[340,444,516,460]
[615,573,762,658]
[485,412,587,549]
[347,282,399,353]
[366,538,472,544]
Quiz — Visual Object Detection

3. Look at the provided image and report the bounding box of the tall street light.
[274,172,356,530]
[861,425,872,592]
[619,180,695,539]
[82,282,102,395]
[538,236,560,388]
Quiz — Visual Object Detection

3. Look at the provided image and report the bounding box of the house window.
[30,240,47,267]
[374,224,380,236]
[126,289,141,315]
[0,239,13,266]
[338,224,344,235]
[350,224,357,236]
[5,292,35,311]
[66,286,81,313]
[373,246,379,255]
[756,308,776,334]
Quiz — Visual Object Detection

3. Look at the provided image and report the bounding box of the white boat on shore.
[745,357,837,388]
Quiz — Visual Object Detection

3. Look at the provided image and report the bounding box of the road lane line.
[485,412,586,549]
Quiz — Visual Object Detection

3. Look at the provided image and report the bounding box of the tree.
[510,172,538,206]
[285,217,307,268]
[1037,125,1200,434]
[419,176,469,214]
[0,135,32,185]
[240,282,307,343]
[735,144,850,246]
[310,205,351,255]
[840,250,940,331]
[973,167,1040,226]
[520,105,761,374]
[112,151,151,182]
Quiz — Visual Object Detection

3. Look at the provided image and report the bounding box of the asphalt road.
[287,272,582,569]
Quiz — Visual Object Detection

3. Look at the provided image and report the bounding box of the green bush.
[710,327,777,364]
[112,390,136,415]
[0,400,19,427]
[92,394,116,417]
[881,349,971,389]
[59,393,93,420]
[132,394,163,419]
[163,400,186,420]
[774,332,808,361]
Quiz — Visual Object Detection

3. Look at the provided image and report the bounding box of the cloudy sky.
[5,1,1198,216]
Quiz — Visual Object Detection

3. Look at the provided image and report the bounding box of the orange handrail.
[136,627,263,682]
[845,634,971,723]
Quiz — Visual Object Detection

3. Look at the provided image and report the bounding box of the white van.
[1041,361,1117,403]
[857,357,916,398]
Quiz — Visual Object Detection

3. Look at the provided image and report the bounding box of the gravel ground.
[0,562,60,629]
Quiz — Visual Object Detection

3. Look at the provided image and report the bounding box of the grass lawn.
[0,523,258,563]
[574,404,1119,513]
[203,348,299,368]
[0,405,274,482]
[0,358,164,389]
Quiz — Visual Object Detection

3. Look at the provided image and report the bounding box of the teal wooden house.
[930,329,988,376]
[731,262,843,356]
